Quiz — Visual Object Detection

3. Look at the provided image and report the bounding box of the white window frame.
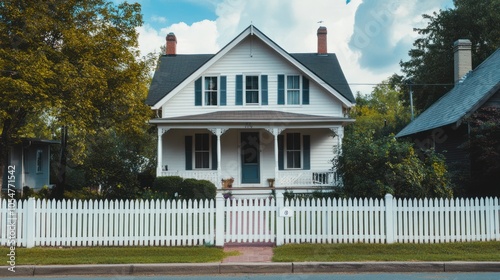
[244,74,260,105]
[286,74,301,105]
[194,133,211,169]
[285,133,302,169]
[203,76,219,106]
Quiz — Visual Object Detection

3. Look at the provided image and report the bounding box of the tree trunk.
[53,125,68,199]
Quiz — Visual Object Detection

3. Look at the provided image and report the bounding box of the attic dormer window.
[204,76,218,106]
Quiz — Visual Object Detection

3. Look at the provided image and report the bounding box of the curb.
[1,262,500,277]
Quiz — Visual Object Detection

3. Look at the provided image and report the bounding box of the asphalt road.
[2,273,500,280]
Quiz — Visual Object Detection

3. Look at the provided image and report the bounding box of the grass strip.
[272,241,500,262]
[12,246,239,265]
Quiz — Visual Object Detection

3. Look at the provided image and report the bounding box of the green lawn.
[272,241,500,262]
[8,242,500,265]
[13,247,239,265]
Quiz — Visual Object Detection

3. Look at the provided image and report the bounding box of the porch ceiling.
[150,110,354,125]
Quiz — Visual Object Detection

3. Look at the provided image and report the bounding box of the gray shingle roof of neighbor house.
[145,26,355,107]
[396,49,500,138]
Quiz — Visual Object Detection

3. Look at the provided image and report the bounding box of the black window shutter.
[220,76,227,106]
[278,134,284,170]
[303,135,310,170]
[195,78,202,106]
[261,75,268,105]
[235,75,243,105]
[211,134,217,170]
[277,74,285,105]
[185,136,192,170]
[302,76,310,105]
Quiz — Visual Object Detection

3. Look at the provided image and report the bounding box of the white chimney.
[453,39,472,84]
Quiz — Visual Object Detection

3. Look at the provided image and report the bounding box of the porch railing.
[158,170,338,188]
[277,170,338,187]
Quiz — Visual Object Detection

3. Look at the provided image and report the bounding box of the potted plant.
[267,178,275,188]
[222,177,234,189]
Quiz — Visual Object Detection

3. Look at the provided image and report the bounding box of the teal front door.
[241,132,260,183]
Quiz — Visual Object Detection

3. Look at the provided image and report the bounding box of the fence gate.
[223,197,276,244]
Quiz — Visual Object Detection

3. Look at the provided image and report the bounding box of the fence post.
[275,192,284,246]
[385,193,394,244]
[24,198,35,248]
[215,193,225,247]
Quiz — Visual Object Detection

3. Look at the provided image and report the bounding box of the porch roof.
[150,110,354,125]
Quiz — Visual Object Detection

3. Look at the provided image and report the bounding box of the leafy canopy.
[400,0,500,111]
[0,0,155,197]
[335,78,453,198]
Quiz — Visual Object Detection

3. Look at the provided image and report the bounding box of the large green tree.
[0,0,153,198]
[335,78,453,198]
[400,0,500,111]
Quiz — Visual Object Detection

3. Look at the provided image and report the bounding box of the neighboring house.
[147,25,355,196]
[4,138,59,193]
[396,40,500,183]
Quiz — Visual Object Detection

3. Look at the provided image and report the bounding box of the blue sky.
[131,0,455,95]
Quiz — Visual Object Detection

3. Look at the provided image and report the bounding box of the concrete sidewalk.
[1,262,500,277]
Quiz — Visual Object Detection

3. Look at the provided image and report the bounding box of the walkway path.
[222,242,274,263]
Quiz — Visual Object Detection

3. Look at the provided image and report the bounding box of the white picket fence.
[1,194,499,248]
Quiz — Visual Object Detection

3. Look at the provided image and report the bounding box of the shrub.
[180,179,216,200]
[152,176,183,199]
[63,188,102,200]
[139,188,170,200]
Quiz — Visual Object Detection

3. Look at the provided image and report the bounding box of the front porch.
[153,111,351,196]
[159,169,340,190]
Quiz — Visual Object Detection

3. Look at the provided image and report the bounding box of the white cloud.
[136,0,451,95]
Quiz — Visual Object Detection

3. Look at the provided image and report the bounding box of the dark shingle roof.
[396,49,500,138]
[146,25,355,108]
[146,54,213,106]
[291,53,354,103]
[146,53,354,106]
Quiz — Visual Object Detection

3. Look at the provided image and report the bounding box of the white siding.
[162,37,344,118]
[283,129,336,171]
[161,128,337,186]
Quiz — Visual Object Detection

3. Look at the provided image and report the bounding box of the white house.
[146,25,355,196]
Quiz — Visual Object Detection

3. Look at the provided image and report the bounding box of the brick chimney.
[453,39,472,83]
[317,26,327,55]
[166,32,177,55]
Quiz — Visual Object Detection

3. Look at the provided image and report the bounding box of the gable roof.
[146,25,354,108]
[396,49,500,138]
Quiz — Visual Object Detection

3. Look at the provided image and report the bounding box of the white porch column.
[268,128,284,188]
[209,128,227,189]
[157,127,168,176]
[331,126,344,156]
[216,128,222,187]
